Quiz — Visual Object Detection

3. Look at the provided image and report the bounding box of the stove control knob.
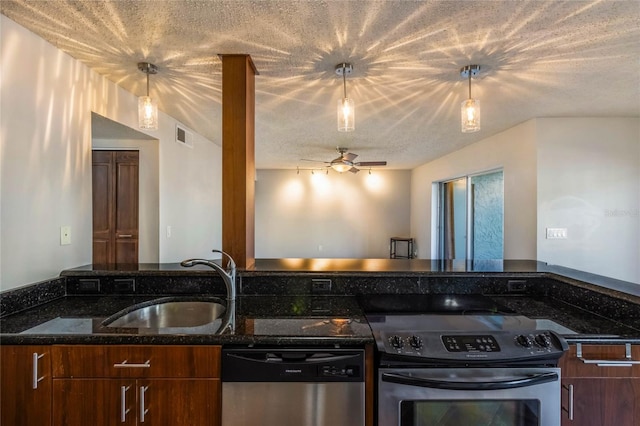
[408,335,423,349]
[389,335,404,349]
[516,334,533,348]
[535,334,552,348]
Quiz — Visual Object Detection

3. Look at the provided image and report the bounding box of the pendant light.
[460,65,481,133]
[138,62,158,131]
[336,63,354,132]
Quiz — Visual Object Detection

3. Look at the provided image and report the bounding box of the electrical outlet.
[507,280,527,293]
[60,226,71,245]
[312,279,332,293]
[166,225,172,238]
[546,228,567,239]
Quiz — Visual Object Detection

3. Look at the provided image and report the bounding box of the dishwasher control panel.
[222,347,365,382]
[321,365,360,378]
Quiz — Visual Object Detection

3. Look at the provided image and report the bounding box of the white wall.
[255,169,411,258]
[0,16,221,291]
[537,117,639,283]
[159,126,221,263]
[410,120,538,259]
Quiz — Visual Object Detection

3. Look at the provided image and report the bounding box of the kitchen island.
[1,259,639,343]
[1,259,639,426]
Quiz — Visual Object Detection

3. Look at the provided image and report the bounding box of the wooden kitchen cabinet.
[52,378,218,426]
[559,343,640,426]
[0,345,52,426]
[51,345,221,426]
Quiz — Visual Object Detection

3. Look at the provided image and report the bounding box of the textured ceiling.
[2,0,639,169]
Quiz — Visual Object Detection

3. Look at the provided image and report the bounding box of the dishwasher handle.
[228,352,359,364]
[381,371,559,391]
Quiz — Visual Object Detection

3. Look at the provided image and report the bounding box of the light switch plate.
[60,226,71,245]
[546,227,567,239]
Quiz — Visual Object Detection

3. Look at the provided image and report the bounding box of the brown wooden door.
[52,379,136,426]
[138,379,220,426]
[92,150,139,264]
[0,346,52,426]
[560,344,640,425]
[562,378,640,426]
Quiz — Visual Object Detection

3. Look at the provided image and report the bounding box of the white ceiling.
[2,0,639,169]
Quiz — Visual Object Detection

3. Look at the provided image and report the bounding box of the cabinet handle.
[32,352,45,389]
[113,360,151,368]
[119,234,133,238]
[140,385,149,423]
[576,343,639,367]
[120,385,131,423]
[561,383,575,421]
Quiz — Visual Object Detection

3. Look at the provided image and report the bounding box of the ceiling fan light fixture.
[331,161,352,173]
[138,62,158,131]
[336,63,355,132]
[460,65,481,133]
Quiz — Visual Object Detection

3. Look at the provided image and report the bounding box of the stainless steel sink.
[104,297,226,329]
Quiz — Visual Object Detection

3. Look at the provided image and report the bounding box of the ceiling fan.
[301,147,387,174]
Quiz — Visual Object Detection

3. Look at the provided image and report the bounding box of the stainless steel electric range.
[359,294,569,426]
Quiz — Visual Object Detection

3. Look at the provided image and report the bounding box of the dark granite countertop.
[2,291,639,346]
[2,259,639,346]
[0,295,373,346]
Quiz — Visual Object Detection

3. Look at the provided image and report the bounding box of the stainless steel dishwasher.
[221,347,365,426]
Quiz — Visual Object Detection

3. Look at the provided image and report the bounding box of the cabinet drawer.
[560,344,640,378]
[51,345,220,378]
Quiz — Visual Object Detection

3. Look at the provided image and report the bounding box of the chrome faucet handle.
[180,249,237,302]
[212,249,236,272]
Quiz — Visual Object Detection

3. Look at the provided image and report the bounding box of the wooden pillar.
[219,54,258,269]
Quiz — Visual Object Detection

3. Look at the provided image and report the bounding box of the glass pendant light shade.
[460,64,481,133]
[137,62,158,131]
[461,98,480,133]
[138,95,158,130]
[336,63,355,132]
[337,96,355,132]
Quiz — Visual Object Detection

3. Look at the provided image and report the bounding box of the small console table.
[390,237,414,259]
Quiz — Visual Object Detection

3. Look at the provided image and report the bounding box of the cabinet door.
[52,379,136,426]
[562,378,640,426]
[560,344,640,426]
[138,379,220,426]
[52,345,221,378]
[0,345,51,426]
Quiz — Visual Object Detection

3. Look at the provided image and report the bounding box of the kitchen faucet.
[181,249,237,301]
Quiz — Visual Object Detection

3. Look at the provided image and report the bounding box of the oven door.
[378,367,561,426]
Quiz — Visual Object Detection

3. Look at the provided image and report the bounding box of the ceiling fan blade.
[344,152,358,162]
[355,161,387,167]
[349,167,360,174]
[300,158,330,164]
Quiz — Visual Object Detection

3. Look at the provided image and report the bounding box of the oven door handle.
[381,371,559,391]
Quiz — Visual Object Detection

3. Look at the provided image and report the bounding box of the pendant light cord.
[146,69,150,97]
[342,65,347,98]
[468,69,472,98]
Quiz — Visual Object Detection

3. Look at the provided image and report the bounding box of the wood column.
[219,54,258,269]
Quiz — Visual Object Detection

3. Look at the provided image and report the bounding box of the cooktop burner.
[358,294,516,315]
